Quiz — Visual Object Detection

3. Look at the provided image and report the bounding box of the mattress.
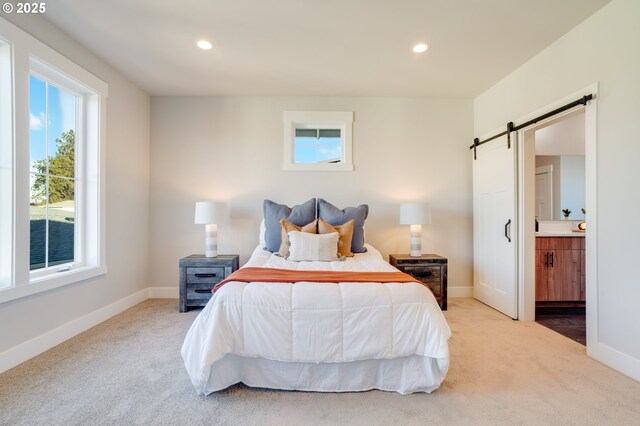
[181,244,451,395]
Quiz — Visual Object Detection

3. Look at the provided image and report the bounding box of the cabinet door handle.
[504,219,511,243]
[545,253,549,267]
[550,252,554,267]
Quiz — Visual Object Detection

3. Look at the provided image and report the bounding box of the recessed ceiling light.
[412,43,429,53]
[197,40,213,50]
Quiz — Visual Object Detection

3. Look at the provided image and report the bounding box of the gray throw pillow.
[263,198,317,252]
[317,198,368,253]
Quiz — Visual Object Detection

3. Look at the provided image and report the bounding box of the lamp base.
[409,224,422,257]
[205,224,218,258]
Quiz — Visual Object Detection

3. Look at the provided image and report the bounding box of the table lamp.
[400,203,432,257]
[194,201,227,257]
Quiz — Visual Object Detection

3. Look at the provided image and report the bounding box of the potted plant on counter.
[562,209,571,219]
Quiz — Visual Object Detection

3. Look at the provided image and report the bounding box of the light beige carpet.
[1,298,638,425]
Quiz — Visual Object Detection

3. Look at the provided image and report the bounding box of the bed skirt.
[197,354,449,395]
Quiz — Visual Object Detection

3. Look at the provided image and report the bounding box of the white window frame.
[0,18,108,304]
[0,38,12,292]
[283,111,354,171]
[28,61,85,279]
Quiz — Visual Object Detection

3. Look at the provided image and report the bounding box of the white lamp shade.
[194,201,228,225]
[399,203,432,225]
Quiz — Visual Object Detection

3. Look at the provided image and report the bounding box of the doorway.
[516,86,597,351]
[531,111,586,344]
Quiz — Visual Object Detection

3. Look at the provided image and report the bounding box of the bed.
[181,243,451,395]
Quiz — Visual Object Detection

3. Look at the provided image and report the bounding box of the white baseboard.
[148,286,178,298]
[449,286,473,298]
[588,341,640,382]
[0,289,148,374]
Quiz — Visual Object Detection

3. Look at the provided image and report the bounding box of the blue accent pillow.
[317,199,368,253]
[263,198,317,252]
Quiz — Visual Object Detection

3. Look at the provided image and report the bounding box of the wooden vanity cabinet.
[535,236,585,302]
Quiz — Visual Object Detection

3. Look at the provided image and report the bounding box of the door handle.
[504,219,511,242]
[550,252,554,267]
[545,252,549,267]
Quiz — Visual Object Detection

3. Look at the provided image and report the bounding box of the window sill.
[0,265,107,305]
[282,162,354,172]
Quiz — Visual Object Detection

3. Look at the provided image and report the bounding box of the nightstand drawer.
[186,267,225,284]
[401,265,440,283]
[187,284,216,302]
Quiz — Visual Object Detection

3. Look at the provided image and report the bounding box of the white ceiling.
[42,0,610,97]
[535,111,585,156]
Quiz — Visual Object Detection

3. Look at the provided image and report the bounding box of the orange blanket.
[213,267,424,293]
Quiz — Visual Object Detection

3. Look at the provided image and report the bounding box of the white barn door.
[473,135,517,318]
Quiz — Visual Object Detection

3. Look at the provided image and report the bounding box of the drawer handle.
[194,273,218,278]
[194,289,212,293]
[415,272,433,277]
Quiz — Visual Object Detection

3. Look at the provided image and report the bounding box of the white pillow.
[287,231,339,262]
[259,219,266,248]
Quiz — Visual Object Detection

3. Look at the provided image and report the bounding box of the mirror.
[534,110,585,221]
[535,155,585,220]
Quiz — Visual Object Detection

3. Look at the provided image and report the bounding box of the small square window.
[283,111,353,171]
[293,128,342,164]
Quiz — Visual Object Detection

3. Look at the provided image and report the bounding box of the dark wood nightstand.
[179,255,239,312]
[389,254,448,310]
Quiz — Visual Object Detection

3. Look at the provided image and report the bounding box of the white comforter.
[182,244,451,394]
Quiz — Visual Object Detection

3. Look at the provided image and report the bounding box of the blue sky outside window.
[293,128,341,163]
[29,75,76,175]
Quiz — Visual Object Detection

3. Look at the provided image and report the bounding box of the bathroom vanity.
[535,234,585,303]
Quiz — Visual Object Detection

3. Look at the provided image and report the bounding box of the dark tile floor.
[535,308,586,345]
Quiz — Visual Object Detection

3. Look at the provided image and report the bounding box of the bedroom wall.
[0,15,150,355]
[474,0,640,379]
[150,97,473,295]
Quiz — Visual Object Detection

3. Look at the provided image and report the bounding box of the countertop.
[536,232,585,237]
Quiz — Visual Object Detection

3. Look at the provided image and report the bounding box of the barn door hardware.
[506,122,514,149]
[470,94,593,160]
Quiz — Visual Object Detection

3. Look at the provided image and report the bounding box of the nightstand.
[389,254,448,310]
[179,255,239,312]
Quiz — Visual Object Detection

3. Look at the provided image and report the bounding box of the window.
[29,74,77,272]
[294,128,342,164]
[283,111,353,171]
[0,19,108,303]
[0,39,12,290]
